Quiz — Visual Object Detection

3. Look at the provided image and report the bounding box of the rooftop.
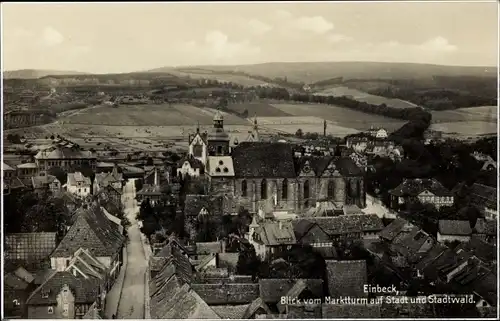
[325,260,367,297]
[389,178,452,197]
[438,220,472,236]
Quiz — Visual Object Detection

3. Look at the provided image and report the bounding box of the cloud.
[327,34,354,43]
[180,30,261,64]
[248,19,273,35]
[418,36,457,52]
[293,16,334,34]
[275,10,293,20]
[41,26,64,46]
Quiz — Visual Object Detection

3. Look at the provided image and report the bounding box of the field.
[60,104,250,126]
[226,102,291,117]
[270,103,407,131]
[151,69,271,87]
[314,86,419,109]
[256,116,359,137]
[430,121,497,137]
[431,106,497,123]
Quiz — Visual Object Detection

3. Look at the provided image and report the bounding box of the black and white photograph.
[1,1,498,319]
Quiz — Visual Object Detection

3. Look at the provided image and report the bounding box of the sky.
[2,2,498,73]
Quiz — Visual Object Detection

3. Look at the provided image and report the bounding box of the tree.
[295,128,303,138]
[237,243,260,278]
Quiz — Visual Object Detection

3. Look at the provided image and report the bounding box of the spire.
[196,121,200,133]
[253,113,258,130]
[250,214,259,228]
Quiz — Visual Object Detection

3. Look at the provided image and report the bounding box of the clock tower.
[207,109,230,156]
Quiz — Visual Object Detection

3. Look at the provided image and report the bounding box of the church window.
[193,144,203,157]
[261,179,267,199]
[223,167,229,173]
[242,180,247,197]
[328,181,335,198]
[215,168,221,173]
[282,179,288,200]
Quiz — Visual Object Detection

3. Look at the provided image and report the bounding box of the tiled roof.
[212,304,250,319]
[184,195,223,217]
[150,247,194,295]
[389,178,452,197]
[150,283,220,319]
[94,168,123,186]
[51,205,125,258]
[232,142,296,178]
[287,304,322,318]
[422,249,464,281]
[242,297,272,319]
[4,273,31,290]
[473,218,497,236]
[26,271,102,305]
[414,242,448,272]
[469,183,497,210]
[297,156,364,177]
[67,248,107,280]
[207,156,235,176]
[67,172,91,186]
[391,227,434,258]
[35,147,95,160]
[292,220,316,240]
[196,242,223,255]
[191,283,260,304]
[298,214,384,236]
[379,218,413,241]
[325,260,367,297]
[438,220,472,236]
[259,279,324,304]
[32,174,58,188]
[254,221,297,246]
[136,184,161,196]
[454,236,496,263]
[5,232,57,263]
[277,279,324,313]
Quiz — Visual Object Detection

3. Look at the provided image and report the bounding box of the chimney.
[278,221,283,230]
[154,167,159,186]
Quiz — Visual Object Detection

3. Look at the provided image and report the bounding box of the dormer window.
[223,167,229,173]
[219,160,224,165]
[41,291,50,299]
[216,168,221,173]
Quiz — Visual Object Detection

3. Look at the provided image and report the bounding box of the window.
[241,180,247,197]
[48,306,54,314]
[78,188,81,193]
[223,167,229,173]
[282,179,288,200]
[261,179,267,199]
[217,146,223,155]
[193,144,203,157]
[328,181,335,198]
[304,181,309,207]
[216,168,221,173]
[63,303,69,316]
[41,291,49,299]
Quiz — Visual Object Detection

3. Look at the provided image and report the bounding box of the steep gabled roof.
[51,205,125,258]
[389,178,452,197]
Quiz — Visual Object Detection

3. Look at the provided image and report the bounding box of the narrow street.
[116,179,148,319]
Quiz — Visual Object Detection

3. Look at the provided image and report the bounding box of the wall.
[436,233,471,243]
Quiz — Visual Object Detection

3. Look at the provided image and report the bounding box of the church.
[180,110,366,215]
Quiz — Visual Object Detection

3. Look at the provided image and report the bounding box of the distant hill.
[3,69,89,79]
[173,61,497,83]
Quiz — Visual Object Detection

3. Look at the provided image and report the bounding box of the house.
[322,304,381,318]
[16,162,39,180]
[31,172,61,195]
[149,250,221,319]
[389,178,454,210]
[241,297,272,319]
[367,126,388,139]
[472,219,497,244]
[93,165,123,194]
[95,185,122,211]
[297,214,384,241]
[454,236,496,265]
[276,279,324,313]
[26,269,104,319]
[149,240,192,280]
[247,218,297,260]
[177,156,205,179]
[325,260,367,297]
[4,232,57,272]
[292,220,333,248]
[346,136,369,152]
[437,220,472,243]
[34,144,97,171]
[65,172,92,198]
[258,279,324,305]
[50,205,125,285]
[136,184,162,205]
[184,195,224,241]
[4,268,36,318]
[469,183,497,220]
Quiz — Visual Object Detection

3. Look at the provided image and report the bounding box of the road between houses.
[117,179,148,319]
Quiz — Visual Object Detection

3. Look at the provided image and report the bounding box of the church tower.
[207,109,230,156]
[188,121,207,165]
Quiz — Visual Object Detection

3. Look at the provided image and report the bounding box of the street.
[116,179,148,319]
